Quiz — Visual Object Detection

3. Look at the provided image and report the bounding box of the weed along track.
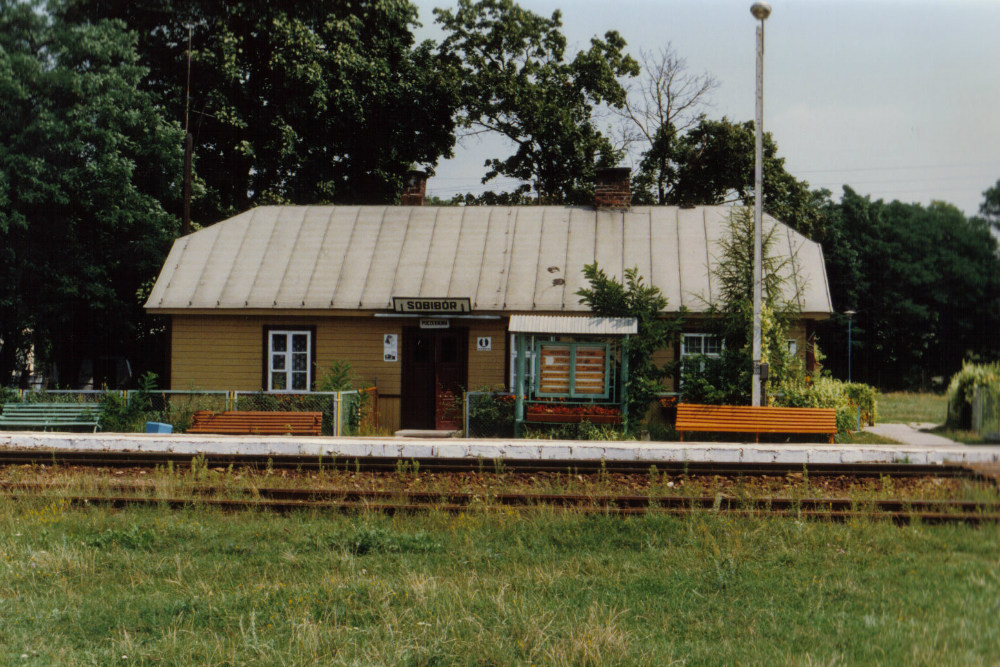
[2,481,998,523]
[1,450,998,523]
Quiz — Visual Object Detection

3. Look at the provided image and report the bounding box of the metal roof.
[508,315,638,335]
[145,205,833,315]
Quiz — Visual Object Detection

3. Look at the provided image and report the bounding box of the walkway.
[863,422,967,447]
[2,429,999,466]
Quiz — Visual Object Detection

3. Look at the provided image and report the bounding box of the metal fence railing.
[2,387,378,436]
[4,389,111,404]
[233,389,378,437]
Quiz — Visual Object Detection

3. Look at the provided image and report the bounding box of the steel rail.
[3,480,996,514]
[3,484,997,523]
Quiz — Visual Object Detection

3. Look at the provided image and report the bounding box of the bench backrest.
[676,403,836,434]
[189,410,322,435]
[0,403,102,420]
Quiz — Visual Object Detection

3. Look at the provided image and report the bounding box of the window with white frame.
[680,333,722,376]
[268,330,312,392]
[508,334,535,393]
[681,333,722,358]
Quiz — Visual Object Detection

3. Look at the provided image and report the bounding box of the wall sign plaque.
[392,297,471,314]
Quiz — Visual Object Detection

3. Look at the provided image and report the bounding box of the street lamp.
[844,310,856,383]
[750,1,771,406]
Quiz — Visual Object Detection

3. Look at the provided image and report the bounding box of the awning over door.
[508,315,637,336]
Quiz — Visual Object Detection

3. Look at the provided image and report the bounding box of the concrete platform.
[2,426,999,466]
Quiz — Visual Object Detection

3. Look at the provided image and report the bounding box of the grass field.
[877,392,948,424]
[2,500,998,666]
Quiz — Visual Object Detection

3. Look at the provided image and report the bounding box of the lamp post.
[750,1,771,407]
[844,310,856,383]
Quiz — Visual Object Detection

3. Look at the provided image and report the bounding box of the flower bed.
[525,402,621,424]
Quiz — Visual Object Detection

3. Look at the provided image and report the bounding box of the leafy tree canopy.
[979,178,1000,231]
[816,187,1000,389]
[435,0,639,204]
[61,0,459,219]
[0,0,182,385]
[659,117,826,239]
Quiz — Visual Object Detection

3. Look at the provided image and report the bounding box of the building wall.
[170,314,508,432]
[169,313,816,430]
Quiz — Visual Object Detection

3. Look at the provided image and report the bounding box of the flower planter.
[525,413,621,425]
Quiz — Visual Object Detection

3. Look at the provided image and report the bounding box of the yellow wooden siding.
[170,314,509,431]
[466,320,508,389]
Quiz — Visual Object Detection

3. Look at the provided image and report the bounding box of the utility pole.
[750,1,771,406]
[182,24,193,236]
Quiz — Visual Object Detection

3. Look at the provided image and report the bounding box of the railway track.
[3,481,997,524]
[0,448,985,480]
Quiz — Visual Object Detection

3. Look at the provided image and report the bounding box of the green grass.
[2,502,998,666]
[928,426,988,446]
[843,430,902,445]
[878,392,948,424]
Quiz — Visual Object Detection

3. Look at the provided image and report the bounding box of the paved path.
[863,422,966,447]
[2,430,999,466]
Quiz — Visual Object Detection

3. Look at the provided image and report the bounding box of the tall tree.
[980,178,1000,231]
[0,0,183,385]
[667,117,826,238]
[435,0,639,204]
[816,187,1000,389]
[615,45,718,205]
[61,0,458,220]
[680,207,801,405]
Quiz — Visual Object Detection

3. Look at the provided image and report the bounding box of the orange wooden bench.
[187,411,322,436]
[675,403,837,443]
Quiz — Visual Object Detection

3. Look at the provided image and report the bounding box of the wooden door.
[400,328,467,430]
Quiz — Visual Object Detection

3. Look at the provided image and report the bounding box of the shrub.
[946,361,1000,428]
[467,390,515,438]
[100,372,158,432]
[775,376,877,435]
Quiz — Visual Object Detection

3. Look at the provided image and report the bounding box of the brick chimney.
[401,170,427,206]
[594,167,631,209]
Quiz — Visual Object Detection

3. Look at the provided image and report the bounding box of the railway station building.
[144,169,833,432]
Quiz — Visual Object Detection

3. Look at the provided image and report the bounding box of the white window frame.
[509,334,535,394]
[267,330,312,392]
[681,333,722,359]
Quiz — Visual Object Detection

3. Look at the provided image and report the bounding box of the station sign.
[392,297,471,314]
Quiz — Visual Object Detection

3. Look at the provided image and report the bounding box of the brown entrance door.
[401,327,468,430]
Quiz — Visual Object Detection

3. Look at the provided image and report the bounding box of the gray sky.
[413,0,1000,216]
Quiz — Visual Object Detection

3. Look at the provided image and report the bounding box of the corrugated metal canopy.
[508,315,637,335]
[145,205,833,315]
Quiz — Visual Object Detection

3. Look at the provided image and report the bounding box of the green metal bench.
[0,403,103,432]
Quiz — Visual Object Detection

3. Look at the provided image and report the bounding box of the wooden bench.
[187,410,322,436]
[0,403,102,432]
[676,403,837,443]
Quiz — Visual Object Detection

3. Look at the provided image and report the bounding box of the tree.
[680,207,801,405]
[576,264,682,432]
[980,178,1000,231]
[615,45,718,205]
[0,0,183,385]
[816,187,1000,389]
[62,0,459,220]
[435,0,639,204]
[667,117,826,238]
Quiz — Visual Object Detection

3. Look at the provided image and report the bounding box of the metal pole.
[182,24,193,236]
[847,317,853,383]
[751,4,770,406]
[845,309,856,384]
